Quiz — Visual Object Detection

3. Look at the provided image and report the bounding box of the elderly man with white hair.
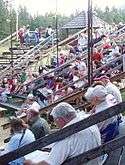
[24,102,102,165]
[94,75,122,104]
[85,85,119,143]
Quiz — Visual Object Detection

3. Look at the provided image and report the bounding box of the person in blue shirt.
[1,118,35,165]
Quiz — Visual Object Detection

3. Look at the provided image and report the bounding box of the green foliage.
[1,0,125,41]
[18,6,32,27]
[94,6,125,24]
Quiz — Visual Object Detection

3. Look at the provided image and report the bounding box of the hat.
[29,102,41,113]
[94,75,109,81]
[27,93,34,99]
[84,87,94,102]
[92,85,108,98]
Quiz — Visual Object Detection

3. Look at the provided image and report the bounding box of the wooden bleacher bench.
[1,69,125,130]
[7,94,26,100]
[1,102,125,164]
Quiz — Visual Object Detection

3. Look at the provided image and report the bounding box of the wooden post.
[66,29,69,38]
[90,0,93,83]
[56,0,59,67]
[87,0,93,86]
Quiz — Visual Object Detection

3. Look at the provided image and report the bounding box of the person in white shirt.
[24,102,102,165]
[85,85,119,143]
[110,43,120,56]
[16,94,40,118]
[75,57,87,76]
[1,118,35,165]
[95,75,122,104]
[46,26,54,38]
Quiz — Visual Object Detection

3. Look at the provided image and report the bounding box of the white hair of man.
[51,102,77,119]
[85,85,108,102]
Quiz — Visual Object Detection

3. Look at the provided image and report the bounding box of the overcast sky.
[14,0,125,16]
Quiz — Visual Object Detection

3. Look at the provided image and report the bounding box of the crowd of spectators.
[0,24,125,165]
[0,25,124,108]
[18,25,54,47]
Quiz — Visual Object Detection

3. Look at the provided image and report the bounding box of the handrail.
[0,27,88,79]
[47,55,123,100]
[62,135,125,165]
[24,28,88,87]
[0,101,125,164]
[0,33,56,78]
[0,32,16,45]
[1,68,125,131]
[23,26,125,90]
[39,70,125,113]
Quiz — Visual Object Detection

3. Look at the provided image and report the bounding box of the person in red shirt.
[92,48,103,68]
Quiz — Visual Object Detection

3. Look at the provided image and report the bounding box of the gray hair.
[51,102,77,119]
[85,85,108,102]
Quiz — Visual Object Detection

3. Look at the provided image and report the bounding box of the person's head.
[56,77,63,84]
[50,102,77,128]
[73,66,79,75]
[35,28,38,32]
[26,93,35,103]
[93,48,98,53]
[10,118,27,133]
[26,25,30,30]
[100,76,110,85]
[27,102,40,121]
[85,85,108,106]
[76,57,81,63]
[3,77,7,83]
[94,75,110,86]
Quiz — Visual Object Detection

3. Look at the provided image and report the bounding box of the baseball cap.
[27,93,34,99]
[29,102,41,113]
[94,75,109,81]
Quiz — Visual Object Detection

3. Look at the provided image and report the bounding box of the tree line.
[0,0,125,40]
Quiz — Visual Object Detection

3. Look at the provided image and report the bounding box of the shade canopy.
[62,11,109,29]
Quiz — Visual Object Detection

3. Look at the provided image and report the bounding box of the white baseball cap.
[27,93,34,99]
[29,102,41,113]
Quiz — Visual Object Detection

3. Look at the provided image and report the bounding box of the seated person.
[37,83,53,107]
[0,83,11,102]
[24,102,102,165]
[0,118,35,165]
[85,85,119,143]
[16,94,40,117]
[27,107,50,139]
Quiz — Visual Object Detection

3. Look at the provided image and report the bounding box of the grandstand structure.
[0,10,125,165]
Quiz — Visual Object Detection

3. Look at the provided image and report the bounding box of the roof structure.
[62,11,109,29]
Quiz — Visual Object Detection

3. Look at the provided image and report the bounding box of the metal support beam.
[56,0,59,67]
[87,0,93,86]
[10,10,13,76]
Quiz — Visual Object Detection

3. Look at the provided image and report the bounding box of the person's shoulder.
[25,129,35,140]
[10,133,22,141]
[25,129,35,136]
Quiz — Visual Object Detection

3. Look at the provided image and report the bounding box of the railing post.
[88,0,93,86]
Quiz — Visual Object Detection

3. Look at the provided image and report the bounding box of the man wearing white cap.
[85,85,119,143]
[25,102,102,165]
[16,94,40,118]
[94,75,122,104]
